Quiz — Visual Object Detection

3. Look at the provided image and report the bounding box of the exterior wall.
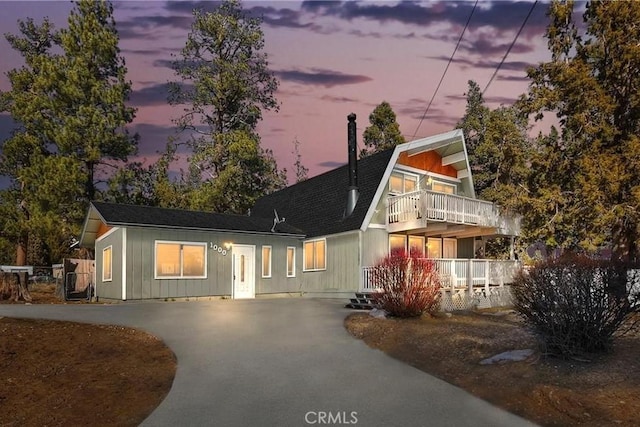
[95,225,302,300]
[397,151,457,178]
[362,228,389,266]
[95,227,123,300]
[300,231,360,296]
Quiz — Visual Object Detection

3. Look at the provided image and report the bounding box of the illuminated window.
[155,241,206,279]
[102,246,112,282]
[427,238,443,259]
[262,246,272,278]
[287,247,296,277]
[409,236,425,257]
[431,181,456,194]
[389,234,407,253]
[303,239,326,271]
[390,172,419,194]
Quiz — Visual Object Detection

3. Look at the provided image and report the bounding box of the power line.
[482,0,538,96]
[412,0,478,140]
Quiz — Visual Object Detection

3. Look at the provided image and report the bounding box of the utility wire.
[482,0,538,96]
[412,0,478,140]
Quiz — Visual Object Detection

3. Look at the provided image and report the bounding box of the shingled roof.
[81,202,305,247]
[251,148,395,238]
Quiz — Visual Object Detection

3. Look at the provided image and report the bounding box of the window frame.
[102,245,112,282]
[286,246,296,278]
[303,238,327,272]
[154,240,207,280]
[431,180,456,194]
[389,171,420,195]
[262,245,272,278]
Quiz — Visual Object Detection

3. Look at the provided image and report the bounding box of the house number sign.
[209,242,228,256]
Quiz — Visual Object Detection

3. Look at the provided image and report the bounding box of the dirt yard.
[345,310,640,427]
[0,284,176,427]
[3,284,639,426]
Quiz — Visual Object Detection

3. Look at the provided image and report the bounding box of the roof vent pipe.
[346,113,359,217]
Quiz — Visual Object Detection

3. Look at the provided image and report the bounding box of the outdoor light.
[224,242,233,250]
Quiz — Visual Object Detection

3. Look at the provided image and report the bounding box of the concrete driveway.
[0,299,536,426]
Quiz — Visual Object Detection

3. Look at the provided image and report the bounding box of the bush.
[513,255,640,357]
[369,249,441,317]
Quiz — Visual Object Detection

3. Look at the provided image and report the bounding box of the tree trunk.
[611,219,638,263]
[0,272,32,302]
[16,234,28,266]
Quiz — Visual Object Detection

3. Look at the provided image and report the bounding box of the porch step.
[345,292,378,310]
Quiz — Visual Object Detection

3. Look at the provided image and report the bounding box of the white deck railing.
[361,258,521,293]
[387,190,500,227]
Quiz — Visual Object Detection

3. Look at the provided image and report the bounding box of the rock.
[369,308,388,319]
[480,349,535,365]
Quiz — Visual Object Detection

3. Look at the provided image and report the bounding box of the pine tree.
[168,0,285,214]
[525,0,640,260]
[0,0,136,264]
[360,101,405,158]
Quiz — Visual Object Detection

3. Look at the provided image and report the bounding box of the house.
[80,114,521,308]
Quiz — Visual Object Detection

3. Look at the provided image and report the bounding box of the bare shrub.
[513,255,640,357]
[369,249,441,317]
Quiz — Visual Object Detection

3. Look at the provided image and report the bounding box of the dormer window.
[389,171,418,194]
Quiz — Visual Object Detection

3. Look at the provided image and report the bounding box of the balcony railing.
[361,258,521,293]
[388,190,500,227]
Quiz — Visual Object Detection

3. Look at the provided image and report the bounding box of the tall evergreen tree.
[360,101,405,158]
[525,0,640,260]
[168,0,285,214]
[291,137,308,183]
[0,0,136,264]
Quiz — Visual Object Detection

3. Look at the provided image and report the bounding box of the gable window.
[262,246,272,278]
[102,246,112,282]
[155,241,206,279]
[389,172,418,194]
[304,239,326,271]
[287,247,296,277]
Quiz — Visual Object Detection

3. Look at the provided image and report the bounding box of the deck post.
[467,259,473,295]
[484,260,490,293]
[450,259,456,291]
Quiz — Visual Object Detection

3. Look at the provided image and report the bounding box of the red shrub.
[370,249,441,317]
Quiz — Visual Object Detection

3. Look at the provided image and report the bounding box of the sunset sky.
[0,1,578,183]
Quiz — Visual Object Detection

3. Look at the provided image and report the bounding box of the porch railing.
[361,258,521,292]
[387,190,500,227]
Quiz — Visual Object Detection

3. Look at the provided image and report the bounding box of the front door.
[233,245,255,299]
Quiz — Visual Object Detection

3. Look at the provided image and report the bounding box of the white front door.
[233,245,255,299]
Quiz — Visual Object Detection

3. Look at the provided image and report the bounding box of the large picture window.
[262,246,272,278]
[303,239,326,271]
[287,247,296,277]
[102,246,112,282]
[155,241,206,279]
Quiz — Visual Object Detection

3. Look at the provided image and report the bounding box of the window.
[102,246,112,282]
[155,241,206,279]
[304,239,326,271]
[390,172,419,194]
[262,246,272,278]
[427,238,443,259]
[408,236,425,257]
[431,180,456,194]
[287,247,296,277]
[389,234,407,253]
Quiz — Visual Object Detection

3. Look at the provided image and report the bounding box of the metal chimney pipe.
[346,113,359,217]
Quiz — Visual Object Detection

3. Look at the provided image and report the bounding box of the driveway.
[0,299,536,426]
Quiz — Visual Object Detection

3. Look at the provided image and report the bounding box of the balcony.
[386,190,519,234]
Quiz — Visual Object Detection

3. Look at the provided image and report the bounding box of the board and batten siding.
[95,227,124,300]
[301,231,360,296]
[361,227,389,267]
[122,227,302,300]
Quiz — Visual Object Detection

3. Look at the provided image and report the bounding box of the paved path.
[0,299,536,426]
